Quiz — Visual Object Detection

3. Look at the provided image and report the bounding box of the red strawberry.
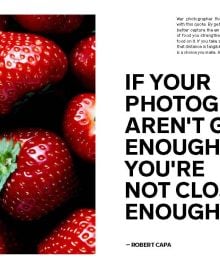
[70,35,95,91]
[0,31,67,116]
[63,93,95,162]
[0,129,78,221]
[15,15,84,34]
[0,16,8,31]
[38,208,95,254]
[0,218,20,254]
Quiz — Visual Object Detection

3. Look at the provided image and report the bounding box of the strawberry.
[15,15,84,34]
[0,31,67,116]
[38,208,95,254]
[0,16,8,31]
[63,93,95,162]
[0,129,78,221]
[70,35,95,91]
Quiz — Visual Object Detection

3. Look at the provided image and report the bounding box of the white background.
[1,0,220,279]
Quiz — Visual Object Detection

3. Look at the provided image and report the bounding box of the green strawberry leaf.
[0,138,21,192]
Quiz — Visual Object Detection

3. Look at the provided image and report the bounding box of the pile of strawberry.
[0,15,95,254]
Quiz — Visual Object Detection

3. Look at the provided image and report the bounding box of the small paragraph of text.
[176,17,220,55]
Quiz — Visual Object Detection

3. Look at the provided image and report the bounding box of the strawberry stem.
[0,138,20,191]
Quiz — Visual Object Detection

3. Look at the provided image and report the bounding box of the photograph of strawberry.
[0,15,96,254]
